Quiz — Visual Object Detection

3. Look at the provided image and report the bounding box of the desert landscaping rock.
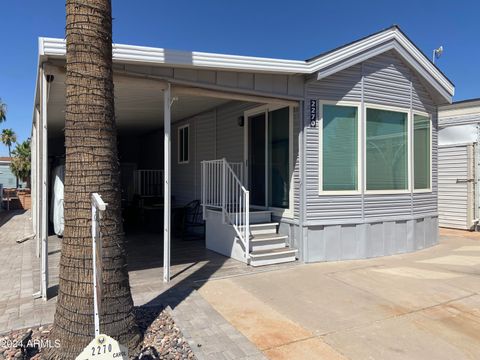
[0,307,195,360]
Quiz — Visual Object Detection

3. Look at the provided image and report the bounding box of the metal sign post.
[91,193,107,337]
[76,193,128,360]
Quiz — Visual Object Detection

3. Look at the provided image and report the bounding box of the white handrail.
[201,158,250,259]
[134,169,164,196]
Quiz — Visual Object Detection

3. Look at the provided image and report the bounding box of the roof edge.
[37,25,454,99]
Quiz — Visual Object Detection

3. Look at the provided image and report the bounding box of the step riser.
[250,254,296,267]
[250,240,286,252]
[249,212,272,224]
[250,226,278,236]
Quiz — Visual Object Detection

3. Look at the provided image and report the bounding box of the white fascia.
[310,28,454,101]
[39,37,308,74]
[38,26,454,100]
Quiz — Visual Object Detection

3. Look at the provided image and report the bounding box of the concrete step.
[239,222,279,236]
[249,247,297,267]
[249,233,287,252]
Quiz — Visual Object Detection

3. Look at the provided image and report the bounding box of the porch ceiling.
[46,71,232,138]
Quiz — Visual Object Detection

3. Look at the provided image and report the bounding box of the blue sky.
[0,0,478,156]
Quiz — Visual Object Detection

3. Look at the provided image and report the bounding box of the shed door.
[438,144,475,230]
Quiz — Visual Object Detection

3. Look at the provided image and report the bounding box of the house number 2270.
[310,100,317,127]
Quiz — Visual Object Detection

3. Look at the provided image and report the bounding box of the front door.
[246,106,291,211]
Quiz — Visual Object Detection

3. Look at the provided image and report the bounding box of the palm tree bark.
[48,0,141,357]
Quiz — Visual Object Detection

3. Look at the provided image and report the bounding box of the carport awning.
[44,64,299,139]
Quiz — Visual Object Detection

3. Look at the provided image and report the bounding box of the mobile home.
[31,25,454,297]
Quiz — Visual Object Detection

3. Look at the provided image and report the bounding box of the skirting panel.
[305,216,438,262]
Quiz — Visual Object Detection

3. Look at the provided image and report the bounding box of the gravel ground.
[0,306,195,360]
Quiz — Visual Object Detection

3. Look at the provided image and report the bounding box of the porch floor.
[126,230,299,305]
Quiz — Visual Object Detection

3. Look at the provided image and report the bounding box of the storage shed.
[438,99,480,230]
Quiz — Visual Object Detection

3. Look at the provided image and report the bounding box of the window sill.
[364,190,410,195]
[318,191,361,196]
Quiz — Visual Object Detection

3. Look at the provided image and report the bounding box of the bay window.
[319,101,432,194]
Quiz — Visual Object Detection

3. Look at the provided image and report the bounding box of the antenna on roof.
[432,46,443,64]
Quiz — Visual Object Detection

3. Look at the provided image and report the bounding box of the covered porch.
[33,52,302,299]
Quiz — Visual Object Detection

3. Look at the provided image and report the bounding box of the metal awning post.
[163,84,171,283]
[91,193,107,337]
[40,66,49,300]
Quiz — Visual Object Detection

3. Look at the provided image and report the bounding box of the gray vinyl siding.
[305,50,437,224]
[216,102,254,163]
[172,118,197,205]
[194,111,217,199]
[293,106,300,219]
[439,114,480,127]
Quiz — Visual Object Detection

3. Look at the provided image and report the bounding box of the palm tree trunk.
[48,0,141,357]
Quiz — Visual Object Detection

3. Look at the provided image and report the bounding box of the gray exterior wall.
[303,50,438,262]
[162,101,302,222]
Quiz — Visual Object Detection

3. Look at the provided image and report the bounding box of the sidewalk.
[198,229,480,359]
[0,210,56,331]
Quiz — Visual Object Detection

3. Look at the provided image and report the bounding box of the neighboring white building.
[438,99,480,230]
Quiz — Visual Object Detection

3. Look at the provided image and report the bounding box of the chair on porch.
[181,200,205,241]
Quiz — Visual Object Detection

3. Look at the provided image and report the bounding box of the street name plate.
[76,334,128,360]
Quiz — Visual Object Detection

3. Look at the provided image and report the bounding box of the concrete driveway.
[198,229,480,360]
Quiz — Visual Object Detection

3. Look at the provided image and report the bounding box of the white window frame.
[318,100,362,196]
[178,124,190,164]
[412,111,432,193]
[364,103,411,195]
[243,104,295,218]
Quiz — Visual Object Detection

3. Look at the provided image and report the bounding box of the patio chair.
[181,200,205,240]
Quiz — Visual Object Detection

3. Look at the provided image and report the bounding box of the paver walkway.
[0,211,266,359]
[0,210,56,331]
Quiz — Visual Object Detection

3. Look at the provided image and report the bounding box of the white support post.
[31,109,40,258]
[163,84,171,283]
[202,161,206,220]
[222,159,226,223]
[91,193,107,337]
[40,66,49,300]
